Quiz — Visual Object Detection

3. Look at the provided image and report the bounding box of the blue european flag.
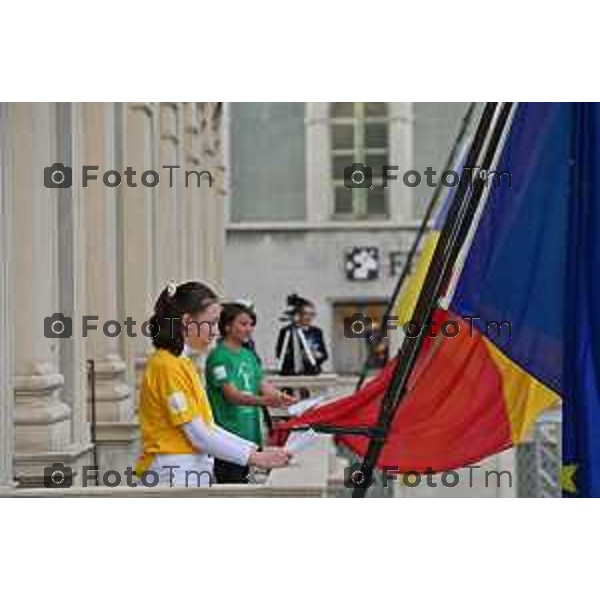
[562,103,600,497]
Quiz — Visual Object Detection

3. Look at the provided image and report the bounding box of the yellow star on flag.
[561,464,578,494]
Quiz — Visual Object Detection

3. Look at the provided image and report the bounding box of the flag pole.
[354,102,478,392]
[351,102,514,497]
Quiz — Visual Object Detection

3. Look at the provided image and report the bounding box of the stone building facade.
[224,102,471,373]
[0,102,226,487]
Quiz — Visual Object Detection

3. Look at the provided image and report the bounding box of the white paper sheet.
[284,428,322,453]
[286,394,328,416]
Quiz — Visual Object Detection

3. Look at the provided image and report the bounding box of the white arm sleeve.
[181,418,257,466]
[212,423,261,448]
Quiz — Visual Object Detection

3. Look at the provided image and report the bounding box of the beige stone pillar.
[199,102,226,292]
[0,103,15,488]
[155,103,183,285]
[79,103,136,474]
[183,102,204,280]
[118,103,157,394]
[212,112,226,291]
[174,103,186,282]
[55,103,94,473]
[198,103,211,284]
[9,103,74,485]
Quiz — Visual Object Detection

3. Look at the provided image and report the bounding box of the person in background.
[275,294,328,377]
[206,302,296,484]
[365,321,389,371]
[134,281,290,487]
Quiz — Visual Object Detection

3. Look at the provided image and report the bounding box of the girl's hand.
[263,390,297,408]
[248,447,291,469]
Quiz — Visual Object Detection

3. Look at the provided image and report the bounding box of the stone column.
[156,103,182,285]
[174,103,186,282]
[221,102,232,230]
[197,103,212,284]
[9,103,75,485]
[387,102,414,358]
[183,102,204,280]
[305,102,331,224]
[199,102,226,292]
[119,103,156,393]
[0,103,15,489]
[388,102,414,222]
[79,103,136,474]
[54,103,95,474]
[211,104,226,291]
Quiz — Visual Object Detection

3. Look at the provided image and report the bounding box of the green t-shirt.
[205,341,264,446]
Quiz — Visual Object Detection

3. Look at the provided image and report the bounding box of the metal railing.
[516,409,561,498]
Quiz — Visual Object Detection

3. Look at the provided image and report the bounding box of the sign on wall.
[345,247,380,280]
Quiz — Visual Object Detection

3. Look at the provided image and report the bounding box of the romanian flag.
[280,103,589,475]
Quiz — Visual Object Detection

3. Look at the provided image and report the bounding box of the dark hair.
[150,281,218,355]
[286,293,314,316]
[218,302,257,337]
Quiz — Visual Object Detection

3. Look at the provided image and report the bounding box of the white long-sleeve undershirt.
[181,418,257,466]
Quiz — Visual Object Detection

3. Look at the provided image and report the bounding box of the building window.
[330,102,389,220]
[230,103,307,222]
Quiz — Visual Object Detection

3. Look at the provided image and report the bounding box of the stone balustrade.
[1,436,348,498]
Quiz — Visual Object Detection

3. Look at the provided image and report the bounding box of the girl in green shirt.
[206,303,296,483]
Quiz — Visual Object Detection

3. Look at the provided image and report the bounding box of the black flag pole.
[351,102,514,497]
[353,101,478,393]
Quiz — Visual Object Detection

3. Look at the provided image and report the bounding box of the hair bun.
[236,297,255,311]
[167,280,177,298]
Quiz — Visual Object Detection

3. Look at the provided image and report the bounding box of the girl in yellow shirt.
[135,280,289,487]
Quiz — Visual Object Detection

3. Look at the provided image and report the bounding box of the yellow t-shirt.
[135,349,214,475]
